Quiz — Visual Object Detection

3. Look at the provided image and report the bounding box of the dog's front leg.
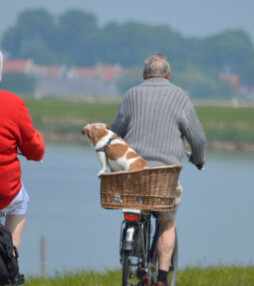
[97,151,108,177]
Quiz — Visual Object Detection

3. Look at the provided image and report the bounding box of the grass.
[25,99,118,138]
[197,106,254,143]
[24,266,254,286]
[177,266,254,286]
[24,98,254,145]
[25,270,122,286]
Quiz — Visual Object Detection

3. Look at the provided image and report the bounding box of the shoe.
[155,281,167,286]
[141,276,152,286]
[137,267,152,286]
[17,273,25,285]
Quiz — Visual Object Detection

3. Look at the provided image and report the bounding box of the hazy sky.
[1,0,254,40]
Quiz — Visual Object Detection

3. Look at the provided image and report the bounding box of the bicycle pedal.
[141,276,152,286]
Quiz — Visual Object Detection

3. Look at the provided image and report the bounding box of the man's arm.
[179,100,206,166]
[110,95,129,138]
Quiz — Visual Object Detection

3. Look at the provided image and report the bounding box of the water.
[16,145,254,276]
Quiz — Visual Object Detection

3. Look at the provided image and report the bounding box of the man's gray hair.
[143,53,170,79]
[0,50,3,82]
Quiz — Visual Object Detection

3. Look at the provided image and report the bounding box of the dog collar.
[96,137,117,153]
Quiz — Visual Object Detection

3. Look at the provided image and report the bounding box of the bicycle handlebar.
[195,162,205,170]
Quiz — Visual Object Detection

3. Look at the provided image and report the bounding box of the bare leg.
[157,219,176,271]
[5,214,26,249]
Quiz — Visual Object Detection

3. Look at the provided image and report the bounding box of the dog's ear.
[82,124,92,138]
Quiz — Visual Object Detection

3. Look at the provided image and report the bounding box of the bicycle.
[100,165,183,286]
[118,156,204,286]
[120,209,178,286]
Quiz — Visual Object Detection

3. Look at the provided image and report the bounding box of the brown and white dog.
[82,123,148,176]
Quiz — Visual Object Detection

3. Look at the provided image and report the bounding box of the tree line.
[1,8,254,99]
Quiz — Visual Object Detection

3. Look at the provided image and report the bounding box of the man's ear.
[166,71,171,80]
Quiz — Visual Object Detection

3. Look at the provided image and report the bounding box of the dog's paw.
[97,170,106,177]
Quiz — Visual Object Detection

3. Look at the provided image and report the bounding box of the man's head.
[143,53,171,80]
[0,50,3,82]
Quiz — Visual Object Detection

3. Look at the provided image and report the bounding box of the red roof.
[97,65,125,82]
[68,64,125,82]
[32,65,65,77]
[219,73,240,86]
[3,60,33,73]
[3,59,125,82]
[68,67,97,79]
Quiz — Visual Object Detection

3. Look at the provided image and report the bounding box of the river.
[16,145,254,276]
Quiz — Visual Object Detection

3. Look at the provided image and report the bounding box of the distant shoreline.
[206,141,254,152]
[41,131,254,152]
[23,99,254,151]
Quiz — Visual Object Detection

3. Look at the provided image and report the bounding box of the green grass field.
[25,266,254,286]
[25,99,254,146]
[197,106,254,143]
[25,99,117,136]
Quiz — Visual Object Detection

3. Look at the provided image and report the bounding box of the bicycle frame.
[121,210,151,258]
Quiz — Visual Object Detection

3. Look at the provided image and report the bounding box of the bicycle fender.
[122,226,135,251]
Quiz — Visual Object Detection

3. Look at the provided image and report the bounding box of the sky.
[0,0,254,41]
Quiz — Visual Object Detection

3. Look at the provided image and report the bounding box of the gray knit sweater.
[111,78,206,167]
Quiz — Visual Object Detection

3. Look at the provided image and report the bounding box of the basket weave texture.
[100,165,182,211]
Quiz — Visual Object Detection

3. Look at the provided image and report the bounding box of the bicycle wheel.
[122,252,130,286]
[168,229,178,286]
[122,251,141,286]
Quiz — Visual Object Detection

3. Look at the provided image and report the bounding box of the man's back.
[111,77,206,166]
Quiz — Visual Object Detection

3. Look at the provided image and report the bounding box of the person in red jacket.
[0,50,45,251]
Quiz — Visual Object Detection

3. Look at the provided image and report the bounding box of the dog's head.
[82,123,110,145]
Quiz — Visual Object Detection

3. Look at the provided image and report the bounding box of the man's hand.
[185,151,206,170]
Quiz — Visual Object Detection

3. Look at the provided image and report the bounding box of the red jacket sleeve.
[16,99,45,161]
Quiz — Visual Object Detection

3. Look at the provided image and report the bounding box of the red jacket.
[0,90,45,209]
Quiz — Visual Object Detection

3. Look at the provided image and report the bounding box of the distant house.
[3,59,66,78]
[220,72,254,99]
[35,77,119,99]
[3,59,125,82]
[68,67,98,80]
[68,64,125,82]
[96,64,125,82]
[220,72,241,94]
[31,65,66,78]
[2,59,123,98]
[219,73,240,87]
[3,59,34,74]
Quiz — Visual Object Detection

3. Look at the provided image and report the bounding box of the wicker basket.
[100,165,182,211]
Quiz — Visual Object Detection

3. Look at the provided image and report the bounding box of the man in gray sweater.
[111,53,206,286]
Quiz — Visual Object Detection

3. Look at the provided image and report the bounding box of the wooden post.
[40,236,47,278]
